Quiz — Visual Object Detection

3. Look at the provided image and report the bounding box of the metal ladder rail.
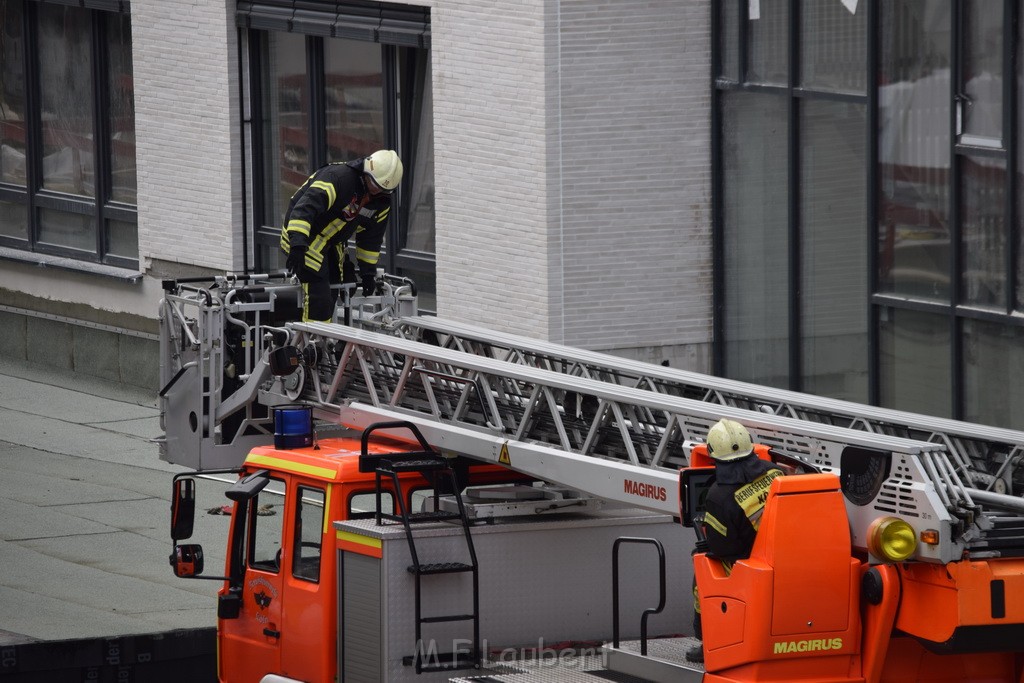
[394,315,1024,494]
[284,322,1022,564]
[373,456,481,674]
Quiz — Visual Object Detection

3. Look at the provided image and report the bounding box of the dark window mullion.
[381,44,399,273]
[24,0,42,249]
[1004,0,1017,312]
[93,10,110,259]
[950,0,964,420]
[308,36,326,170]
[788,0,800,390]
[867,0,880,406]
[711,2,726,376]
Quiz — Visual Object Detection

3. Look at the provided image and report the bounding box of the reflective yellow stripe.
[286,219,311,236]
[311,180,336,209]
[375,206,390,222]
[322,485,334,534]
[704,511,727,537]
[310,219,346,254]
[245,454,336,480]
[355,248,379,264]
[336,530,382,550]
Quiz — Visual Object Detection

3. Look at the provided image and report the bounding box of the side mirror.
[226,469,271,502]
[170,543,205,577]
[171,476,196,541]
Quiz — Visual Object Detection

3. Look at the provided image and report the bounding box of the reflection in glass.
[1018,13,1024,310]
[719,0,739,81]
[960,156,1005,307]
[324,38,383,163]
[0,0,26,186]
[403,57,434,254]
[107,13,136,204]
[106,218,137,260]
[963,319,1024,430]
[878,0,950,301]
[38,208,95,252]
[747,0,787,85]
[800,100,868,401]
[0,199,26,239]
[39,4,94,197]
[262,32,309,228]
[722,92,788,387]
[879,307,950,417]
[800,0,866,94]
[396,265,435,314]
[960,0,1002,144]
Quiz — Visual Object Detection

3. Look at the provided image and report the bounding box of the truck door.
[278,483,331,680]
[219,475,287,682]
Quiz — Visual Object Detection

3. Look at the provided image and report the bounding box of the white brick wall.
[432,0,712,359]
[133,0,243,272]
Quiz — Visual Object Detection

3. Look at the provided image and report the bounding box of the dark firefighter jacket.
[279,159,392,280]
[702,454,785,564]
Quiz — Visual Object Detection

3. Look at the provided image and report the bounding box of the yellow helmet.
[364,149,403,193]
[706,419,753,461]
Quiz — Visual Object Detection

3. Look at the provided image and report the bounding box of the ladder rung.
[409,562,474,574]
[420,614,475,623]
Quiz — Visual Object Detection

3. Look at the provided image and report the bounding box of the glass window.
[249,478,286,572]
[38,207,95,253]
[402,59,433,255]
[38,4,94,197]
[800,0,866,94]
[1017,12,1024,311]
[261,31,309,229]
[324,38,384,162]
[718,0,739,81]
[878,0,951,302]
[747,0,788,85]
[293,486,325,582]
[348,490,394,517]
[800,100,868,401]
[0,0,26,187]
[960,155,1005,307]
[107,12,135,204]
[879,307,951,417]
[106,218,138,260]
[963,319,1024,430]
[959,0,1002,145]
[722,92,789,387]
[0,199,25,240]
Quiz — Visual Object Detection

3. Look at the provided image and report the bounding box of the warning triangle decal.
[498,442,511,466]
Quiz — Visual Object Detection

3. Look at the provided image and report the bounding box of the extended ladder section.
[395,315,1024,500]
[281,321,1024,564]
[359,423,480,674]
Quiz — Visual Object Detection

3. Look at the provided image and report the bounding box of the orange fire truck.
[160,273,1024,682]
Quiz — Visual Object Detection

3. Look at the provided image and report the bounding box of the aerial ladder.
[394,315,1024,500]
[160,274,1024,682]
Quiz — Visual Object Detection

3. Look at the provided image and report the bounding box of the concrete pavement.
[0,359,222,679]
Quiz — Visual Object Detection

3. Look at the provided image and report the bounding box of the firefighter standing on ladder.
[281,149,404,322]
[688,418,785,663]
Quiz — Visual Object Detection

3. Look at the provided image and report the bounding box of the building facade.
[0,0,1020,430]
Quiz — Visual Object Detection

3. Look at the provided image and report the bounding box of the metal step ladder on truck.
[159,272,1024,683]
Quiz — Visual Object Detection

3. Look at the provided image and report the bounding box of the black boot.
[685,642,704,663]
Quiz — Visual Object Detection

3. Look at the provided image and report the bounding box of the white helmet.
[706,419,753,461]
[364,149,403,193]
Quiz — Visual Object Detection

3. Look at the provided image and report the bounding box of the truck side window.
[348,491,395,518]
[293,486,325,582]
[249,478,286,573]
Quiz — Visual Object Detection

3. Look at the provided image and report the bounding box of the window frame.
[0,0,137,270]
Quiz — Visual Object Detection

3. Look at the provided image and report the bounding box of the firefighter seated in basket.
[687,418,786,664]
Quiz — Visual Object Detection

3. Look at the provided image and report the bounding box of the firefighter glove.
[286,246,307,277]
[360,272,376,297]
